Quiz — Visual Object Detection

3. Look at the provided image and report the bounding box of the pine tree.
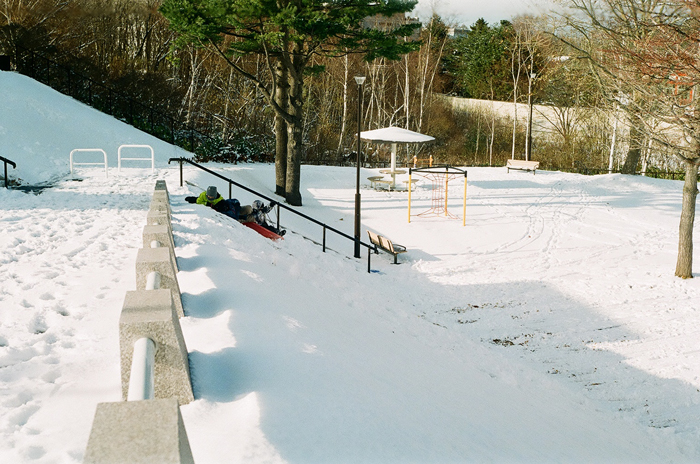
[160,0,420,206]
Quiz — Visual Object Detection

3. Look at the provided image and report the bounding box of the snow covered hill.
[2,71,700,463]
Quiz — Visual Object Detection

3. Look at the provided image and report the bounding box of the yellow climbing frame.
[408,166,467,226]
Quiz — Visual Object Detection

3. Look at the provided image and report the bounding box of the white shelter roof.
[360,126,435,144]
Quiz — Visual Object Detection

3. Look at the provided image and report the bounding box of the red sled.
[244,222,284,240]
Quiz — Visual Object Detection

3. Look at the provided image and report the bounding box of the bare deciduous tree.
[561,0,700,278]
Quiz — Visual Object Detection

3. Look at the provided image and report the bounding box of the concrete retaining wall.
[84,180,195,463]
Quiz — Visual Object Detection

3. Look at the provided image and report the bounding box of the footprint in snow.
[22,446,46,460]
[7,401,40,428]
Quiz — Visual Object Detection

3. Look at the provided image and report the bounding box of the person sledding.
[185,186,286,236]
[186,186,241,217]
[239,200,286,237]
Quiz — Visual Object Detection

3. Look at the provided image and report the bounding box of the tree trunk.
[336,53,349,156]
[675,159,699,278]
[474,115,481,162]
[608,106,618,173]
[404,53,410,129]
[621,122,643,174]
[641,136,652,176]
[274,61,289,196]
[286,118,303,206]
[510,41,521,160]
[285,53,304,206]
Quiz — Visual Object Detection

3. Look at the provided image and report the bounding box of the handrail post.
[179,159,183,187]
[0,157,17,189]
[276,204,281,232]
[229,181,232,200]
[323,226,327,252]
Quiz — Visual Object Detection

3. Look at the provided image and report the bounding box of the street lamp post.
[354,75,366,259]
[526,72,536,162]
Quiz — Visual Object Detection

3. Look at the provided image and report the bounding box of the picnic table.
[379,169,407,189]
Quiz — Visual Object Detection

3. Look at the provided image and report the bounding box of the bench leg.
[393,254,398,264]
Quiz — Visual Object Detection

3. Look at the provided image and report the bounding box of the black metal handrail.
[0,155,16,188]
[168,157,377,272]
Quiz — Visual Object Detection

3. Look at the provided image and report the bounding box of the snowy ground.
[2,71,700,463]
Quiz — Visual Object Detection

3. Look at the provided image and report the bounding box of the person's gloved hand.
[185,196,197,203]
[269,200,277,208]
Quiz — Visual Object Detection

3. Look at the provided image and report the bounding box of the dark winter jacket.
[195,191,231,213]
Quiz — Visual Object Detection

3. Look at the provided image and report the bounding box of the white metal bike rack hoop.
[69,148,108,177]
[118,144,155,172]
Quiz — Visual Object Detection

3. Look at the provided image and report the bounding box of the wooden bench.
[367,230,407,264]
[506,159,539,174]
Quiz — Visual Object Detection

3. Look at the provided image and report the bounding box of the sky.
[413,0,557,26]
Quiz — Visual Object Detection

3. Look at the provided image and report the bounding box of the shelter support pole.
[408,172,412,223]
[463,175,467,227]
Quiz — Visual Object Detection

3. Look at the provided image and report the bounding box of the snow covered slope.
[0,71,186,185]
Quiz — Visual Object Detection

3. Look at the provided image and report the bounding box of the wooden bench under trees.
[506,159,540,174]
[367,231,407,264]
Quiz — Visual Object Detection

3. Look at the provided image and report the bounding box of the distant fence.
[118,144,155,172]
[69,149,108,177]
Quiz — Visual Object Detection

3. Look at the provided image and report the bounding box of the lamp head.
[354,75,366,85]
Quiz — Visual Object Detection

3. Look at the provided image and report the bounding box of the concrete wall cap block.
[83,398,194,464]
[150,198,172,216]
[146,210,172,229]
[153,190,170,203]
[135,248,184,318]
[143,224,175,249]
[149,207,171,223]
[120,290,194,404]
[142,224,178,271]
[120,289,173,324]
